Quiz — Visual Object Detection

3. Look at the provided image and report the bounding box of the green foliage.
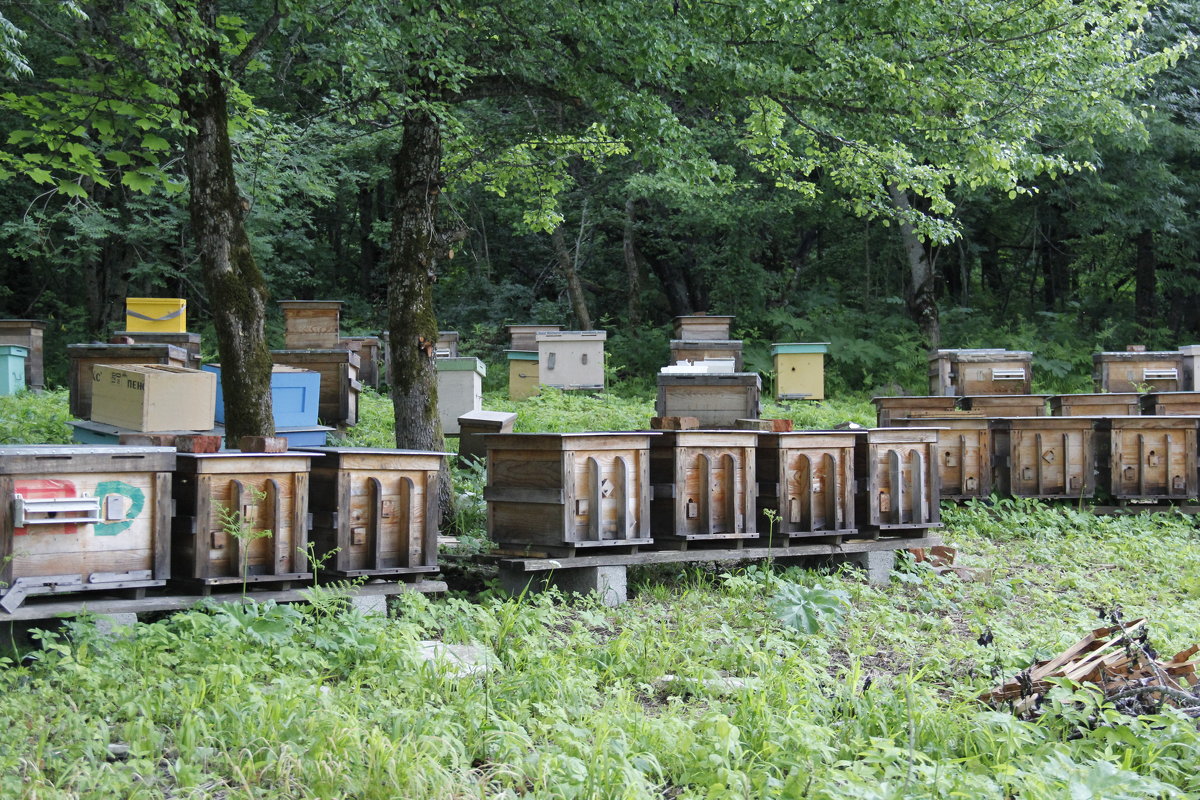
[771,581,851,635]
[0,388,71,444]
[489,388,655,433]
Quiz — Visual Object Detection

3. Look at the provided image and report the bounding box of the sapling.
[216,489,271,596]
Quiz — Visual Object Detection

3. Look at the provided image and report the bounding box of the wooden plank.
[153,470,171,580]
[423,470,439,567]
[483,487,566,504]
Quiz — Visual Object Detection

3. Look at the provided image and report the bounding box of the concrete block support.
[349,593,389,616]
[93,612,139,638]
[826,550,896,585]
[499,564,629,606]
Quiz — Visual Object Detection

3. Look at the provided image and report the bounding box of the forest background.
[1,1,1198,420]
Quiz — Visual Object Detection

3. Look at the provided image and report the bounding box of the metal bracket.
[12,494,102,527]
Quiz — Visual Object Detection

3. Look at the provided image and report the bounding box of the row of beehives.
[0,445,445,612]
[884,413,1200,503]
[484,429,943,554]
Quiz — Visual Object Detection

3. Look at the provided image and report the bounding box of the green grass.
[4,504,1200,797]
[0,389,73,444]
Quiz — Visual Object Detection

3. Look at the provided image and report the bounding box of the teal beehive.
[0,345,28,395]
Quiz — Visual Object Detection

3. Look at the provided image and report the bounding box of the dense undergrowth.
[5,391,1200,797]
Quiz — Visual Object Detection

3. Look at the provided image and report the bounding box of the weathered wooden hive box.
[90,364,217,432]
[115,331,202,370]
[894,417,992,500]
[0,319,46,391]
[772,342,829,400]
[340,336,384,388]
[485,433,654,552]
[171,452,314,587]
[1094,351,1183,393]
[960,394,1049,418]
[506,350,540,400]
[929,349,1032,396]
[305,447,447,577]
[1139,392,1200,416]
[436,357,484,435]
[1095,417,1198,501]
[673,315,734,341]
[990,417,1096,499]
[68,343,189,419]
[649,430,758,542]
[507,324,562,351]
[537,331,606,390]
[669,340,744,370]
[1179,345,1200,390]
[853,429,941,533]
[1051,393,1142,417]
[435,331,459,358]
[656,373,761,429]
[279,300,342,349]
[871,396,959,427]
[0,445,174,611]
[271,348,361,426]
[125,297,187,334]
[756,431,856,540]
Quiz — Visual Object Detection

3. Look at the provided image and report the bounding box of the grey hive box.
[537,331,606,391]
[656,373,761,429]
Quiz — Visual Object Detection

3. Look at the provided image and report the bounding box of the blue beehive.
[202,364,321,428]
[0,345,28,395]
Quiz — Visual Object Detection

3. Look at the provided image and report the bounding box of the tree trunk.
[387,109,443,453]
[552,219,592,330]
[622,198,644,326]
[888,184,941,349]
[1134,229,1157,329]
[180,1,274,444]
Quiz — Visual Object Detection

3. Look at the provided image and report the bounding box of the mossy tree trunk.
[889,184,941,350]
[387,109,444,454]
[179,0,274,444]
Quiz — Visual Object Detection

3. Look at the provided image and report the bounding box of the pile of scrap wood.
[982,619,1199,718]
[907,545,989,581]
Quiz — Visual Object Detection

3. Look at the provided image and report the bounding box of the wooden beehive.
[871,396,959,427]
[1051,393,1142,417]
[486,433,654,552]
[669,340,744,370]
[656,373,761,429]
[1095,417,1198,501]
[649,430,758,542]
[115,331,202,370]
[960,394,1049,417]
[673,315,734,341]
[756,431,856,540]
[929,349,1032,396]
[0,445,174,611]
[0,319,46,391]
[340,336,384,388]
[435,331,459,358]
[279,300,343,349]
[1094,351,1183,393]
[1139,392,1200,416]
[537,331,606,390]
[894,417,992,500]
[271,349,361,426]
[854,429,941,533]
[305,448,447,577]
[991,417,1096,499]
[171,452,314,587]
[506,351,540,400]
[507,324,562,351]
[68,343,189,419]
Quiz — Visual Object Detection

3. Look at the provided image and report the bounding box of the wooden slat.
[367,476,383,571]
[153,470,171,580]
[483,487,566,505]
[423,470,439,567]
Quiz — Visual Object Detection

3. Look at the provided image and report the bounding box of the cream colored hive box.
[772,342,829,400]
[537,330,606,390]
[90,364,216,432]
[436,357,484,435]
[506,351,540,400]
